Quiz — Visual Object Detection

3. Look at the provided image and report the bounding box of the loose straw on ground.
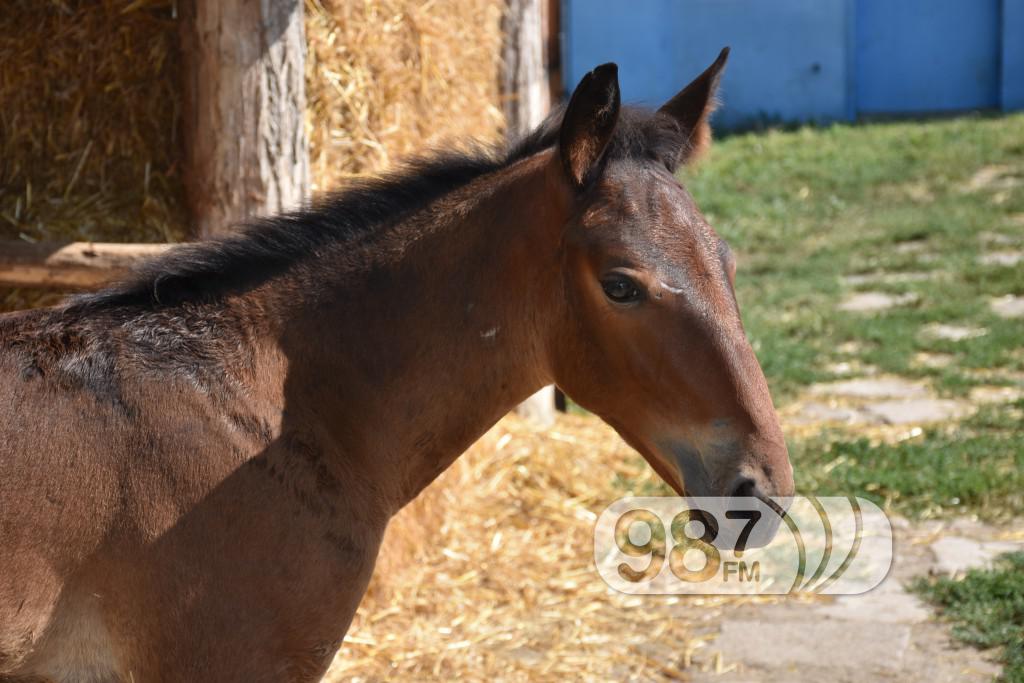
[326,414,779,682]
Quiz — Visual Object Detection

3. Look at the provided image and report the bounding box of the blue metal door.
[563,0,1016,124]
[855,0,1001,113]
[563,0,853,127]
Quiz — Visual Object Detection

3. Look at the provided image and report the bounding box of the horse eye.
[601,275,643,303]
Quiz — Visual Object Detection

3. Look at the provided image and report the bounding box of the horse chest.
[13,591,126,683]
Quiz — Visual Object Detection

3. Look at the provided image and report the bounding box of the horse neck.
[268,150,569,511]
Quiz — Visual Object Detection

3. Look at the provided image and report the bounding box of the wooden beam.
[0,242,171,290]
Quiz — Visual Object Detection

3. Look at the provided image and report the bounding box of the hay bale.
[304,0,506,190]
[0,0,187,244]
[1,0,506,245]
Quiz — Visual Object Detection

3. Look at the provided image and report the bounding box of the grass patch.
[911,552,1024,682]
[672,114,1024,518]
[685,114,1024,401]
[792,402,1024,521]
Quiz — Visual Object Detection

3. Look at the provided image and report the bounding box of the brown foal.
[0,49,792,682]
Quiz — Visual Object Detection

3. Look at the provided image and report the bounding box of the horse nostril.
[729,476,758,498]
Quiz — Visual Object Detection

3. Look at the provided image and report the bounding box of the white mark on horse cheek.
[480,327,499,340]
[659,280,685,296]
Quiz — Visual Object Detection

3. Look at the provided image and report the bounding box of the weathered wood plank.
[0,242,171,289]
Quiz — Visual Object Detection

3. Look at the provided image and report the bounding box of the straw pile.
[324,414,768,681]
[0,0,187,244]
[304,0,506,190]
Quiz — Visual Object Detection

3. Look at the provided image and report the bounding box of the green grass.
[685,114,1024,400]
[671,114,1024,520]
[911,552,1024,682]
[791,402,1024,521]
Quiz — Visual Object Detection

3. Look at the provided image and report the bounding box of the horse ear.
[559,63,621,191]
[658,47,729,166]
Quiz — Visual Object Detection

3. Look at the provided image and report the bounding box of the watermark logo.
[594,496,893,595]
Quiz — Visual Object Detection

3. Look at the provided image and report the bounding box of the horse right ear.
[658,47,729,166]
[558,63,621,192]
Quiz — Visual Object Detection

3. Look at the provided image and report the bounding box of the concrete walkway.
[691,519,1022,682]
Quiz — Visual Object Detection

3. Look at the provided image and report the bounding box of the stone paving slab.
[826,360,879,376]
[919,323,988,342]
[787,401,871,425]
[969,385,1024,404]
[841,271,934,286]
[964,164,1021,192]
[796,375,974,427]
[930,536,1024,577]
[991,294,1024,318]
[815,586,930,624]
[979,251,1023,267]
[862,398,971,425]
[809,376,928,399]
[839,291,919,312]
[979,231,1019,246]
[714,618,911,671]
[911,351,954,369]
[688,520,1021,683]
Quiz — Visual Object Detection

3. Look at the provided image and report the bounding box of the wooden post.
[179,0,310,237]
[501,0,552,139]
[503,0,557,424]
[544,0,563,103]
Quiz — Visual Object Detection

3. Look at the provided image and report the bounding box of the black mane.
[70,106,679,311]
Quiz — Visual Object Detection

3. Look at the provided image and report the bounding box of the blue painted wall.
[563,0,690,108]
[563,0,1023,126]
[667,0,852,127]
[856,0,1000,113]
[1005,0,1024,109]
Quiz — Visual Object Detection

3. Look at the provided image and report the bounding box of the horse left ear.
[559,63,621,191]
[658,47,729,167]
